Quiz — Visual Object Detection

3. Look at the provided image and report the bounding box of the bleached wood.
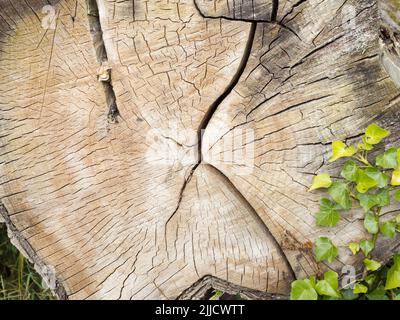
[0,0,399,300]
[203,0,400,279]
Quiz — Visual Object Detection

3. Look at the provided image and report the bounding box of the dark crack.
[165,22,257,231]
[204,164,296,281]
[86,0,120,123]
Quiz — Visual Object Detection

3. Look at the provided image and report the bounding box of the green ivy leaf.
[364,167,389,188]
[366,286,389,300]
[364,213,379,234]
[315,237,338,263]
[396,215,400,224]
[209,290,224,300]
[290,279,318,300]
[364,259,382,271]
[380,221,396,238]
[357,190,389,213]
[365,274,378,287]
[315,271,341,298]
[355,170,378,193]
[349,242,360,255]
[375,189,390,207]
[325,270,339,290]
[329,141,357,162]
[341,160,359,182]
[395,190,400,202]
[353,283,368,294]
[357,193,378,212]
[309,173,332,191]
[376,148,398,169]
[358,136,374,151]
[341,289,359,300]
[365,123,390,145]
[316,281,340,298]
[316,198,341,227]
[328,182,351,209]
[360,239,375,256]
[385,254,400,290]
[391,169,400,186]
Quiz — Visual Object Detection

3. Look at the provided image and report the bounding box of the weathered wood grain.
[203,0,400,279]
[0,0,292,299]
[0,0,399,300]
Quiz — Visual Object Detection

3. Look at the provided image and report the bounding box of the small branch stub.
[97,60,112,82]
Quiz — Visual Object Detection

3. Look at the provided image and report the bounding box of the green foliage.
[290,278,318,300]
[315,271,341,298]
[328,182,351,209]
[329,141,357,162]
[353,283,368,294]
[360,239,375,256]
[364,213,379,235]
[315,237,338,263]
[364,123,390,145]
[376,148,398,169]
[381,221,396,238]
[391,169,400,186]
[385,254,400,290]
[364,259,382,271]
[348,242,360,255]
[0,225,54,300]
[341,160,358,182]
[290,123,400,300]
[316,199,340,227]
[290,271,342,300]
[309,173,332,191]
[209,290,224,300]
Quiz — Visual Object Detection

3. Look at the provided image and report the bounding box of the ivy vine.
[290,124,400,300]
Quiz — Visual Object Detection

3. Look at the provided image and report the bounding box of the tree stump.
[0,0,399,299]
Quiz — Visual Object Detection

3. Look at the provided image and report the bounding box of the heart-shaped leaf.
[364,213,379,234]
[355,170,378,193]
[315,271,341,298]
[365,123,390,145]
[364,259,382,271]
[376,148,398,169]
[364,167,389,188]
[357,193,377,212]
[391,169,400,186]
[353,283,368,294]
[366,286,389,300]
[315,237,338,263]
[328,182,351,209]
[374,189,390,207]
[360,239,374,256]
[380,221,396,238]
[290,279,318,300]
[348,242,360,255]
[341,160,359,182]
[385,254,400,290]
[309,173,332,191]
[329,141,357,162]
[316,198,340,227]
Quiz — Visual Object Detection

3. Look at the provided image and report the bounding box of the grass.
[0,224,55,300]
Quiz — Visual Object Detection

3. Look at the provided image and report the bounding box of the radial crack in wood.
[202,0,400,279]
[0,0,292,299]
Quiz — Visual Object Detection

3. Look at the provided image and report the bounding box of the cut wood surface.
[0,0,399,299]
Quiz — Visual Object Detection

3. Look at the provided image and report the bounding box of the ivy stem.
[354,154,372,167]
